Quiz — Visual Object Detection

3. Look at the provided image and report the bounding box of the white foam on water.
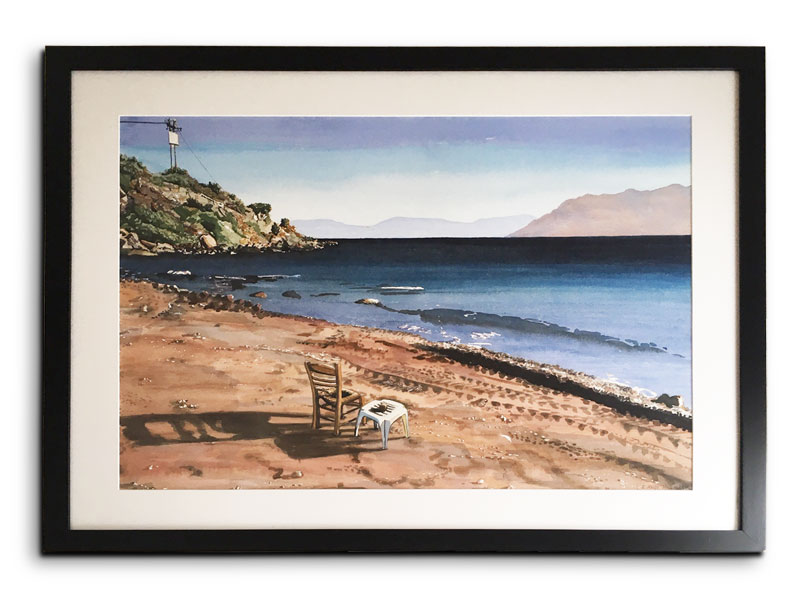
[471,331,501,340]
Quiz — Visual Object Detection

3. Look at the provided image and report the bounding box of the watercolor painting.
[119,116,692,490]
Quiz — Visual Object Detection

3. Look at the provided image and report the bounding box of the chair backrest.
[304,361,342,397]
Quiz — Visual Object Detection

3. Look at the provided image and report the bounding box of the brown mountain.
[509,184,691,237]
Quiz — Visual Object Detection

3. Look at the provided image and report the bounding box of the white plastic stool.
[354,399,410,449]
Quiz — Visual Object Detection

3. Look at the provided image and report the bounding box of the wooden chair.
[304,361,363,436]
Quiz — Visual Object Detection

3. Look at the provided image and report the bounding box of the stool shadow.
[274,425,397,460]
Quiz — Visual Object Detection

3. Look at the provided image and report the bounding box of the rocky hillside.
[509,184,691,238]
[119,155,320,254]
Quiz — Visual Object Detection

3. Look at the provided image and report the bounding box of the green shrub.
[119,154,149,193]
[223,211,243,236]
[120,205,194,246]
[173,205,197,220]
[182,210,240,246]
[280,217,290,228]
[271,223,280,235]
[247,220,263,236]
[192,212,224,239]
[153,167,196,190]
[250,202,272,216]
[151,167,222,200]
[227,198,247,213]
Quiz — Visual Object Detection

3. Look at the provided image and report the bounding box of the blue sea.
[120,237,692,408]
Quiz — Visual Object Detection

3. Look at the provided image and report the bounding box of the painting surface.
[119,117,692,490]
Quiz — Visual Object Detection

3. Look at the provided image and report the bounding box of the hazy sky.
[120,116,691,224]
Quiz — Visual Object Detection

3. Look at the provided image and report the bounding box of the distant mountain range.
[293,184,690,239]
[509,184,691,238]
[293,215,535,239]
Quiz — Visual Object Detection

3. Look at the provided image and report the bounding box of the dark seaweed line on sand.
[418,344,692,432]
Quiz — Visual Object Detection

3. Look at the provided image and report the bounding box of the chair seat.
[319,390,362,405]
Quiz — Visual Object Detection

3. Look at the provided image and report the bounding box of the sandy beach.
[120,279,692,490]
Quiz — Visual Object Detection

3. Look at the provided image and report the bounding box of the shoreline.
[128,277,691,430]
[119,278,692,490]
[121,239,336,257]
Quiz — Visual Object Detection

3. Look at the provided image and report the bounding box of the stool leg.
[402,412,409,438]
[355,412,362,437]
[381,420,390,450]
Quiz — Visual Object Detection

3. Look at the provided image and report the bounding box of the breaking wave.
[380,306,673,355]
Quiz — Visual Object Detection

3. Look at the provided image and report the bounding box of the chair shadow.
[274,426,387,460]
[120,411,387,460]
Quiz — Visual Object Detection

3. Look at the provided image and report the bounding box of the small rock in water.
[355,298,380,305]
[282,290,301,299]
[250,291,268,298]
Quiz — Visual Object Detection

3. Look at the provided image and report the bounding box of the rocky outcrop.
[119,154,322,255]
[120,228,141,250]
[199,234,217,249]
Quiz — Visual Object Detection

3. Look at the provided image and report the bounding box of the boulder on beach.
[250,291,268,299]
[282,290,301,299]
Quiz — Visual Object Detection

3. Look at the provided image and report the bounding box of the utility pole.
[166,118,182,170]
[120,117,182,169]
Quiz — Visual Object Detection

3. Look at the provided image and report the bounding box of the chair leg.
[381,420,390,450]
[355,412,362,437]
[333,401,341,436]
[402,412,409,438]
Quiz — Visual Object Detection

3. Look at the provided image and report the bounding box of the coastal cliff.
[119,155,321,255]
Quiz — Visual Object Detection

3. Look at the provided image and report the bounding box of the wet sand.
[120,280,692,490]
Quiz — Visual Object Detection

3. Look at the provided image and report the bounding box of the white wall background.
[2,1,796,601]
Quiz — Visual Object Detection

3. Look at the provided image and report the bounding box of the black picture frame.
[42,46,766,554]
